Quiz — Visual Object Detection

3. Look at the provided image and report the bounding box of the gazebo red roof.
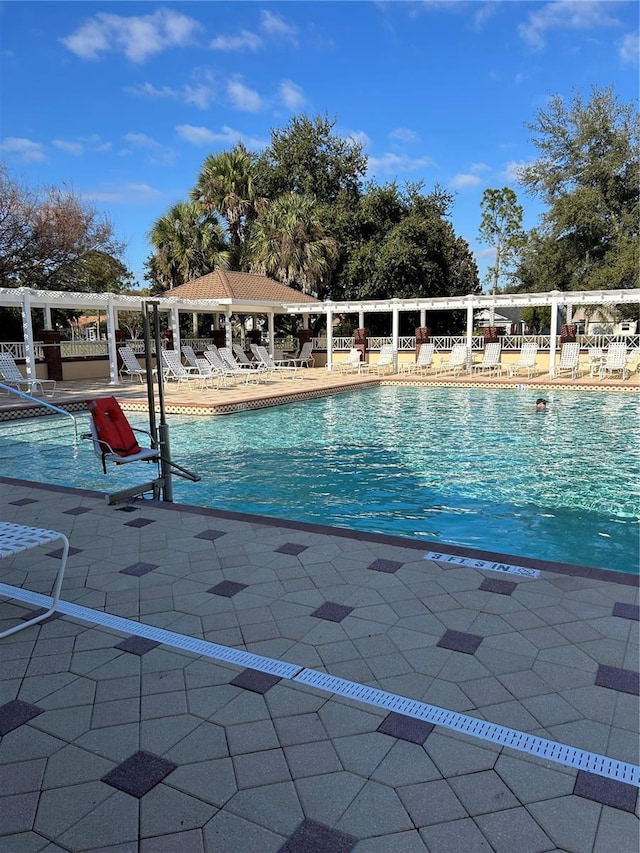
[161,270,321,305]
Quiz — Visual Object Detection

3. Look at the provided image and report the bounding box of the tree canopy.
[516,86,639,292]
[0,166,129,292]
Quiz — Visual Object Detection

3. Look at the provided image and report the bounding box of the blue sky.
[1,1,638,290]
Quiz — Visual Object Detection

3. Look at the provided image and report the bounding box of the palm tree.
[191,143,263,269]
[249,193,338,296]
[148,201,229,290]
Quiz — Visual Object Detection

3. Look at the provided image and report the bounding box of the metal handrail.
[0,382,78,441]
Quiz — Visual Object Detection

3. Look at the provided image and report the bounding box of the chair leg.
[0,532,69,639]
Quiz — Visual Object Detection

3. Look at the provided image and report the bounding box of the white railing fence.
[1,332,639,360]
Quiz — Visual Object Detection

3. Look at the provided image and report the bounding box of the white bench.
[0,522,69,638]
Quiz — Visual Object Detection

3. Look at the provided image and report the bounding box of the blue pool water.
[1,387,638,574]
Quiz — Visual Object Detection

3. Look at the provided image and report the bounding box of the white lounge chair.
[218,346,267,383]
[359,344,396,375]
[232,344,255,366]
[508,342,539,378]
[399,343,435,375]
[250,344,299,378]
[204,347,250,385]
[599,342,629,381]
[289,341,315,368]
[335,348,362,373]
[436,344,469,376]
[0,522,70,638]
[473,342,502,376]
[555,342,581,379]
[118,346,154,383]
[0,352,56,397]
[181,344,218,377]
[161,350,206,388]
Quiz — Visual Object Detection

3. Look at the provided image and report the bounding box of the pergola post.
[391,301,400,371]
[105,295,119,385]
[358,310,365,329]
[466,298,474,347]
[170,304,180,355]
[21,290,36,382]
[192,312,198,336]
[326,305,334,371]
[44,306,53,330]
[268,311,275,355]
[549,293,560,377]
[225,307,233,349]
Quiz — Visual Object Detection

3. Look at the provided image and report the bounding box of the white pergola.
[0,286,638,382]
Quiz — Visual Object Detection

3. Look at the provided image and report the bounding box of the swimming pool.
[1,386,638,574]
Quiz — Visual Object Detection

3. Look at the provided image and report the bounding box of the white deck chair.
[399,343,435,375]
[599,342,629,380]
[0,522,70,638]
[0,352,56,397]
[250,344,299,378]
[218,346,267,383]
[508,342,539,378]
[555,342,581,379]
[118,346,154,383]
[161,350,206,388]
[359,344,396,375]
[181,344,218,377]
[473,342,502,376]
[436,344,469,376]
[232,344,255,366]
[204,347,249,385]
[335,348,362,373]
[289,341,315,368]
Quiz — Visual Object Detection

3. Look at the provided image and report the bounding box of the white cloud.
[501,160,529,182]
[0,136,45,161]
[518,0,620,51]
[260,10,298,44]
[123,132,159,149]
[175,124,267,150]
[279,79,305,110]
[366,152,435,176]
[619,31,639,64]
[470,162,491,173]
[227,78,262,112]
[389,127,419,143]
[121,133,176,165]
[53,139,83,155]
[126,69,218,110]
[61,9,201,63]
[347,129,371,149]
[210,29,262,51]
[83,183,162,204]
[449,173,482,189]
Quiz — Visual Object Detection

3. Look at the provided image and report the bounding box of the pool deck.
[0,372,639,852]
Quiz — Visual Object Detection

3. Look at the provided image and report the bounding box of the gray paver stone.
[475,807,555,852]
[420,817,492,852]
[353,829,429,852]
[527,795,602,853]
[233,748,291,789]
[202,810,284,853]
[139,783,214,837]
[336,780,413,838]
[0,791,39,835]
[167,757,237,807]
[448,770,520,816]
[225,781,304,836]
[398,778,467,826]
[140,828,205,853]
[56,790,138,851]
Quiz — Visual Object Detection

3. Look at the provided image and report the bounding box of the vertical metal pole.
[142,304,157,443]
[152,304,173,502]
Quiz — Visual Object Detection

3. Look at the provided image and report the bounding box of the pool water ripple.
[1,386,638,574]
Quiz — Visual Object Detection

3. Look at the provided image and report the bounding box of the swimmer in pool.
[535,398,548,409]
